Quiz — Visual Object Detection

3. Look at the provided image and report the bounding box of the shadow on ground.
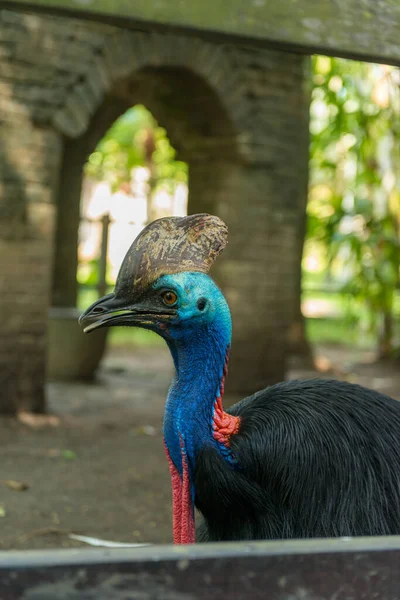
[0,343,399,550]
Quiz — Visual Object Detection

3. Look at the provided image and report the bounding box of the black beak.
[78,293,176,334]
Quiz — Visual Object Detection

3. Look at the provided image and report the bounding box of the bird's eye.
[197,298,207,311]
[161,291,178,306]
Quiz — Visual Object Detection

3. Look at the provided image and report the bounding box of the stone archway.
[51,59,240,307]
[0,10,310,412]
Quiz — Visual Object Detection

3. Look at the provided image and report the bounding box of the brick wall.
[0,108,62,413]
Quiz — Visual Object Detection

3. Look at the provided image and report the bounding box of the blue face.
[79,269,232,345]
[152,272,232,343]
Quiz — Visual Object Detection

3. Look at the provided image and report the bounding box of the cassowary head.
[79,214,229,341]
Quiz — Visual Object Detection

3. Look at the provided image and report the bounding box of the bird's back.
[194,379,400,542]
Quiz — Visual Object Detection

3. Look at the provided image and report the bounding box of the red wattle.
[181,450,195,544]
[212,354,241,447]
[164,440,195,544]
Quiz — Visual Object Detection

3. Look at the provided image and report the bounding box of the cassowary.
[79,214,400,544]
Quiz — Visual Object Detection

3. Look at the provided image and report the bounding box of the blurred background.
[0,7,399,551]
[76,58,400,362]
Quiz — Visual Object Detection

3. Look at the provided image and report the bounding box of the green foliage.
[308,56,400,355]
[77,258,99,287]
[84,105,187,192]
[77,258,115,288]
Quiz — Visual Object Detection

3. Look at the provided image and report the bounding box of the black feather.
[194,379,400,542]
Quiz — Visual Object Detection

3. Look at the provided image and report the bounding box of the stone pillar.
[0,122,61,414]
[188,53,311,397]
[51,98,129,308]
[189,161,294,395]
[51,140,84,308]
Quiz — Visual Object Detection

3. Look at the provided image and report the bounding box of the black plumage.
[195,379,400,542]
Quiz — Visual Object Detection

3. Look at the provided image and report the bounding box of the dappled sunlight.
[302,297,341,319]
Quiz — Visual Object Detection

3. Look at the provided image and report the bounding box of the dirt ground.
[1,343,399,551]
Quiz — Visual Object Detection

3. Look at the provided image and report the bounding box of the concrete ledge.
[5,0,400,66]
[1,536,400,599]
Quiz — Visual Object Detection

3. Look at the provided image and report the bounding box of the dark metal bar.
[1,537,400,599]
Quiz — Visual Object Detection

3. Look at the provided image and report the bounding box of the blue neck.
[163,308,231,481]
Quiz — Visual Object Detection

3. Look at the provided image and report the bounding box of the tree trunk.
[378,309,394,360]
